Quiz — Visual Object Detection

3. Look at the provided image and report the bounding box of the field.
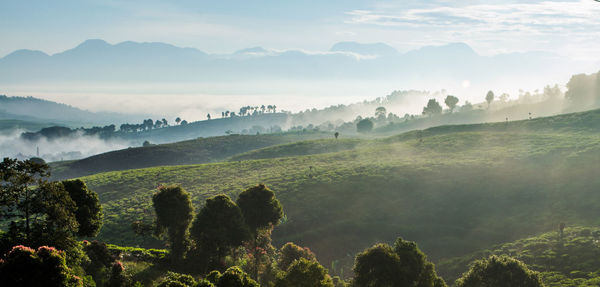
[73,108,600,278]
[50,131,333,179]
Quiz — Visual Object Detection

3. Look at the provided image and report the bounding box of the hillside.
[438,226,600,286]
[50,131,334,179]
[70,108,600,277]
[0,95,144,126]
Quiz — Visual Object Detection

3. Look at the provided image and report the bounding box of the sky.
[1,0,600,118]
[2,0,600,59]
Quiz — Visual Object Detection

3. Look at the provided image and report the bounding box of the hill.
[438,226,600,286]
[71,108,600,277]
[0,95,144,126]
[50,131,334,179]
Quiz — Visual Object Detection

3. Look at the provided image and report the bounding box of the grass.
[72,108,600,278]
[437,226,600,286]
[50,131,334,179]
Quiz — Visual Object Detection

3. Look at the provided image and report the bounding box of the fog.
[0,129,131,162]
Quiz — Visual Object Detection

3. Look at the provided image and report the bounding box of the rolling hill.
[69,108,600,278]
[49,131,334,179]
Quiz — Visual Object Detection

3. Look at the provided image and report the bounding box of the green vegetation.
[74,108,600,279]
[50,132,333,179]
[439,226,600,286]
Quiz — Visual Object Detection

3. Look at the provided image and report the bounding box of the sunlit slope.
[79,109,600,274]
[50,131,332,179]
[438,226,600,286]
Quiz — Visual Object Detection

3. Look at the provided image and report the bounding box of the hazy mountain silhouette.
[0,39,579,84]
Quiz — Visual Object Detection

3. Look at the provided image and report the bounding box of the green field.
[73,108,600,278]
[50,131,334,179]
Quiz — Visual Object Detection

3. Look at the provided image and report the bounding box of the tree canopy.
[422,99,442,116]
[152,185,194,260]
[454,255,543,287]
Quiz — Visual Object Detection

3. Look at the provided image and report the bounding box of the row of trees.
[119,118,189,133]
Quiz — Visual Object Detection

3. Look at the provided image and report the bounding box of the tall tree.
[454,255,543,287]
[444,95,459,113]
[62,179,103,237]
[190,194,250,266]
[486,91,495,108]
[237,184,283,280]
[152,185,194,261]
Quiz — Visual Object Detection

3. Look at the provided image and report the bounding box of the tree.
[107,261,129,287]
[209,266,259,287]
[444,95,459,113]
[422,99,442,116]
[454,255,543,287]
[486,91,495,108]
[207,113,211,120]
[461,101,474,112]
[152,185,194,261]
[181,120,188,125]
[0,158,83,251]
[162,118,168,127]
[565,72,599,106]
[277,242,317,271]
[276,258,334,287]
[157,272,198,287]
[62,179,103,237]
[237,184,284,280]
[334,132,339,139]
[375,107,387,120]
[356,119,374,133]
[83,240,114,286]
[0,245,82,287]
[353,238,446,287]
[190,194,250,266]
[176,117,181,125]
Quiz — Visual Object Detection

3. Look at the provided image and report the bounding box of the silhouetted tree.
[190,194,250,267]
[176,117,181,125]
[444,95,459,113]
[455,255,543,287]
[62,179,103,237]
[152,185,194,261]
[334,132,339,139]
[207,113,211,120]
[486,91,495,108]
[422,99,443,116]
[181,120,188,125]
[237,184,284,280]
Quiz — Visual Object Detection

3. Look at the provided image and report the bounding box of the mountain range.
[0,40,589,87]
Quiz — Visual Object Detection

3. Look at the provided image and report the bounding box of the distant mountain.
[329,41,398,56]
[0,95,146,126]
[0,39,585,87]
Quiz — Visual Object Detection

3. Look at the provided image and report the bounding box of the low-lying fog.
[0,130,131,162]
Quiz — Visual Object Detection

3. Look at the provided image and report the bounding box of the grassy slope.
[76,109,600,278]
[438,226,600,286]
[49,131,333,179]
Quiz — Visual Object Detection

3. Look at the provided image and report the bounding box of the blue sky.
[2,0,600,59]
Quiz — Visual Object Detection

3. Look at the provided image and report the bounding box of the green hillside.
[50,131,333,179]
[74,108,600,277]
[438,226,600,286]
